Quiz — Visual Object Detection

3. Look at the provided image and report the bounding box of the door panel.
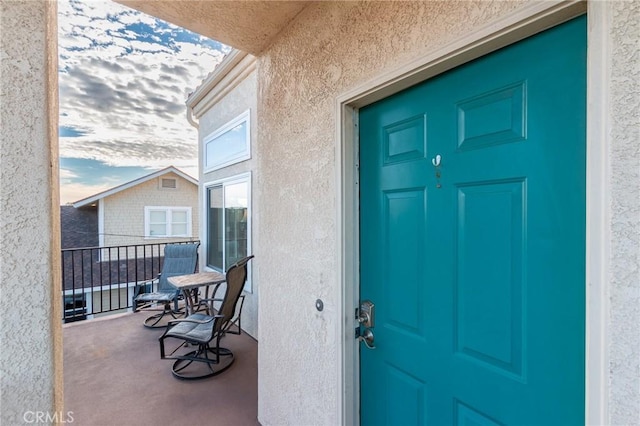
[456,180,524,378]
[359,16,586,425]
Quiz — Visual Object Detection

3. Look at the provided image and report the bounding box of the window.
[203,110,250,172]
[205,174,251,291]
[144,207,192,238]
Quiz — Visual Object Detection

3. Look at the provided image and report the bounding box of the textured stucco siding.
[0,1,61,423]
[256,2,529,424]
[608,1,640,424]
[198,69,260,339]
[102,172,199,248]
[0,0,637,424]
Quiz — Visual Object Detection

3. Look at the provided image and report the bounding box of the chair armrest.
[134,274,161,287]
[133,274,161,298]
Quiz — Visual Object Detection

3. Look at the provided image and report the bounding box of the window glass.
[203,111,250,171]
[149,210,166,224]
[171,223,187,236]
[145,207,191,237]
[149,224,165,236]
[207,186,224,270]
[205,175,251,292]
[172,210,187,223]
[149,210,167,236]
[206,122,247,168]
[224,181,248,268]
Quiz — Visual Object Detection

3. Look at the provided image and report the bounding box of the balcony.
[63,311,258,425]
[62,241,258,424]
[61,241,200,322]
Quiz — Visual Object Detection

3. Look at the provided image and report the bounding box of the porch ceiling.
[116,0,311,54]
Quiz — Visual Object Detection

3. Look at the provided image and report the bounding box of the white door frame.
[335,1,611,424]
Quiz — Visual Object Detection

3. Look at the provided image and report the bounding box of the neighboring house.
[62,166,199,321]
[60,204,98,250]
[2,2,639,426]
[72,166,199,249]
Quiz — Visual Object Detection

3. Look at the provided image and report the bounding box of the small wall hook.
[432,154,441,167]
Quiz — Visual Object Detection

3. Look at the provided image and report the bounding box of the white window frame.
[202,172,252,292]
[203,109,251,172]
[144,206,192,238]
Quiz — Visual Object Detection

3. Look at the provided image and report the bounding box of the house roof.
[73,166,198,208]
[186,49,257,119]
[60,205,99,250]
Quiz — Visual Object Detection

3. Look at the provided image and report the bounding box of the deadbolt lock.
[357,300,375,328]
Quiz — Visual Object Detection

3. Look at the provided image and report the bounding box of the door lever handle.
[358,328,376,349]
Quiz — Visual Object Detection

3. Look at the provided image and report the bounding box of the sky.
[58,0,230,204]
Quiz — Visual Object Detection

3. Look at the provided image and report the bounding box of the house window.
[203,110,250,172]
[144,207,192,238]
[205,174,251,290]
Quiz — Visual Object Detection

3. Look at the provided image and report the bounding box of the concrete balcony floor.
[64,312,258,425]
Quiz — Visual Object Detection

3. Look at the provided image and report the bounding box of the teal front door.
[359,16,586,425]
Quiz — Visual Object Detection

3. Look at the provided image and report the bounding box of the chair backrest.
[215,255,254,332]
[158,243,200,292]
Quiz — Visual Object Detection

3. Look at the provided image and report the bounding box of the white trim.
[73,166,197,208]
[202,109,251,173]
[187,50,257,118]
[585,2,611,424]
[202,172,253,292]
[335,1,603,425]
[143,206,193,238]
[62,280,140,296]
[336,103,360,426]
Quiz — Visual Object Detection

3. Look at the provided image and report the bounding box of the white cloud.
[57,0,230,197]
[129,39,172,53]
[59,182,113,205]
[60,168,79,180]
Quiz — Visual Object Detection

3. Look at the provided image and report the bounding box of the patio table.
[168,271,226,316]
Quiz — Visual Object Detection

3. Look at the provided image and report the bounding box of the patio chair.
[132,243,200,328]
[159,255,254,380]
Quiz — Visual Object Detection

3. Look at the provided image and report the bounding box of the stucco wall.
[0,0,636,424]
[256,2,533,424]
[197,67,260,339]
[0,1,62,423]
[608,1,640,424]
[254,1,640,424]
[102,172,199,248]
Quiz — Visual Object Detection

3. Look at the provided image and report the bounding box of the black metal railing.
[61,240,199,323]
